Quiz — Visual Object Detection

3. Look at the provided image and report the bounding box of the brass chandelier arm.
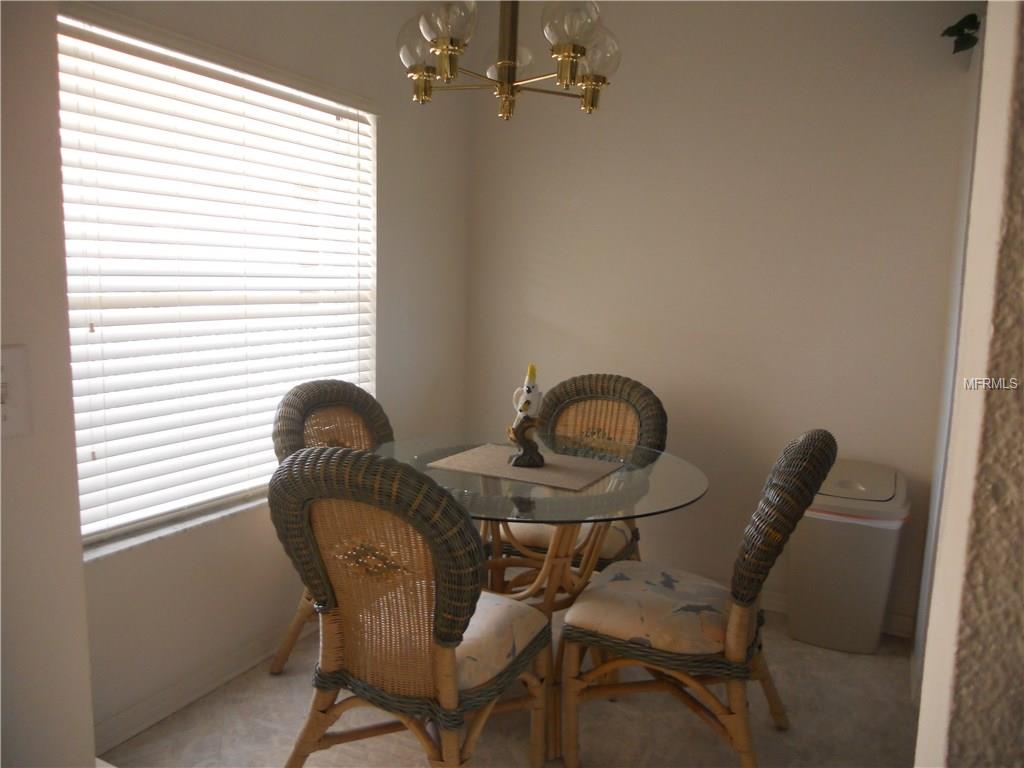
[434,84,498,91]
[517,86,581,99]
[459,67,499,83]
[513,72,558,87]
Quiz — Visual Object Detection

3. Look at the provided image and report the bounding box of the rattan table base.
[481,516,618,760]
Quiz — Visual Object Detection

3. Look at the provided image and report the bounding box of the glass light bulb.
[485,44,533,80]
[579,25,620,77]
[542,1,601,46]
[419,2,478,43]
[397,16,432,69]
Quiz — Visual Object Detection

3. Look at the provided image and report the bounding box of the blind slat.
[65,239,377,267]
[72,334,370,379]
[62,145,371,199]
[62,171,368,218]
[79,458,280,524]
[64,221,374,256]
[70,323,370,362]
[78,422,275,479]
[61,153,370,207]
[57,27,370,126]
[78,437,275,495]
[67,256,371,280]
[62,185,371,227]
[69,301,374,327]
[63,203,372,245]
[68,312,372,345]
[60,132,372,194]
[59,107,371,177]
[58,77,370,163]
[74,358,374,423]
[77,409,277,463]
[73,347,368,394]
[79,448,278,508]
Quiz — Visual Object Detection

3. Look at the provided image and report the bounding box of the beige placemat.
[427,443,620,491]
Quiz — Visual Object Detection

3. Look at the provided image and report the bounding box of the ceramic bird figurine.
[508,363,544,468]
[512,363,542,428]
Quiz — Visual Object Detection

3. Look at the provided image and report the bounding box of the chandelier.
[397,1,621,120]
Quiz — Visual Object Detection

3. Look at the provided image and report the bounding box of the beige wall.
[1,1,474,753]
[1,4,98,765]
[463,1,981,629]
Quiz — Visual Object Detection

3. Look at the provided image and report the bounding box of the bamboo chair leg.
[751,653,789,730]
[285,687,339,768]
[724,680,756,768]
[561,640,583,768]
[530,646,551,768]
[438,727,462,767]
[271,588,316,675]
[547,639,565,761]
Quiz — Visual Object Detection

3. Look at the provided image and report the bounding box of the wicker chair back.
[270,447,486,700]
[730,429,837,606]
[273,380,394,461]
[538,374,667,467]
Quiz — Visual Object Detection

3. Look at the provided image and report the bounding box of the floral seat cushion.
[456,591,548,690]
[563,561,731,655]
[506,520,634,560]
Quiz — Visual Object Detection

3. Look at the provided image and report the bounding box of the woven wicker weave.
[731,428,837,606]
[273,379,394,461]
[270,447,484,644]
[562,610,766,679]
[270,448,551,767]
[538,373,667,468]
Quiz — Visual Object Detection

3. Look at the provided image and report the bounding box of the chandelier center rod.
[498,1,519,88]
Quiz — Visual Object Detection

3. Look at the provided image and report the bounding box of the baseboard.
[762,590,915,639]
[882,611,915,639]
[94,623,316,755]
[760,588,787,615]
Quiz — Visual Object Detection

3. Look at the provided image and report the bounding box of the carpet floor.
[103,612,917,768]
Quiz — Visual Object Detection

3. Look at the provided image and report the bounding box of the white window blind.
[57,16,377,541]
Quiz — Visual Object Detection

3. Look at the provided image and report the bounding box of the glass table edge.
[375,438,710,524]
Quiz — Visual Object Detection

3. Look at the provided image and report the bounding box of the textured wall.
[947,15,1024,767]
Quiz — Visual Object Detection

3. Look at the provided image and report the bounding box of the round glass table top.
[377,436,708,524]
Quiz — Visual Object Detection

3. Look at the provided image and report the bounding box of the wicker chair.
[271,447,551,768]
[560,429,837,768]
[269,379,395,675]
[501,373,667,569]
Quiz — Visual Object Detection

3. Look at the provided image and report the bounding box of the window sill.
[83,495,269,563]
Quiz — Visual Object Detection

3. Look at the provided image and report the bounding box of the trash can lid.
[818,459,896,502]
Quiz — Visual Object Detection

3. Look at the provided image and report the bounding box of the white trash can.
[786,459,909,653]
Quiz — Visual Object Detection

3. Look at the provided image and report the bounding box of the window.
[57,16,377,541]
